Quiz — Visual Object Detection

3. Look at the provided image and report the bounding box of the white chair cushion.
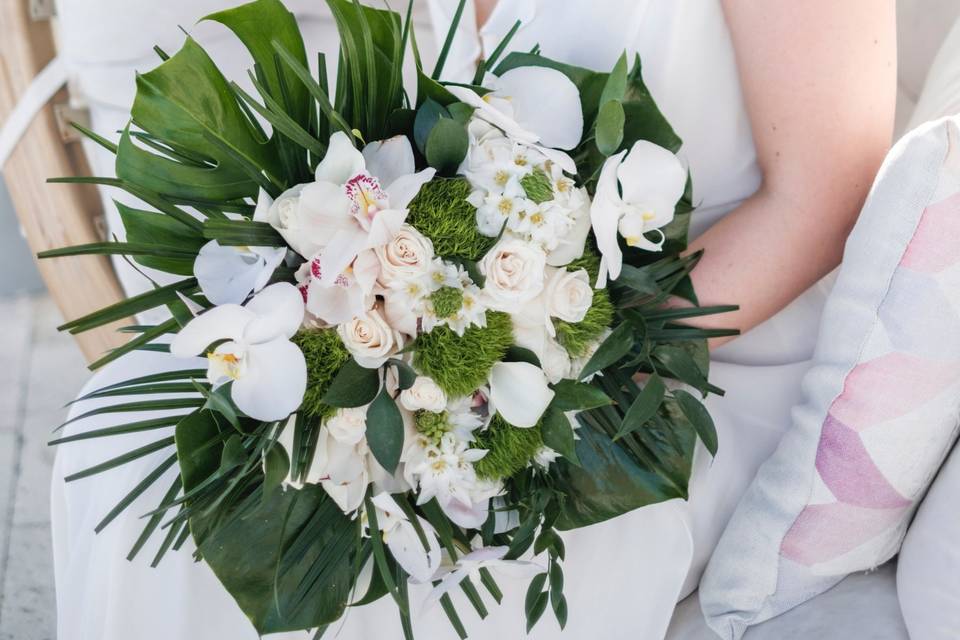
[668,563,907,640]
[699,115,960,639]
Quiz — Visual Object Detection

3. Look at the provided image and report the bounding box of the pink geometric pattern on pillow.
[781,193,960,567]
[900,192,960,273]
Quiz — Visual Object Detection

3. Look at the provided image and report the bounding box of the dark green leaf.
[263,442,291,500]
[541,407,578,464]
[595,100,625,156]
[425,117,468,173]
[598,52,628,106]
[653,345,711,396]
[202,219,286,247]
[550,379,612,412]
[504,345,541,368]
[365,387,404,473]
[322,359,380,408]
[615,373,665,440]
[414,98,446,154]
[578,322,635,380]
[672,389,718,456]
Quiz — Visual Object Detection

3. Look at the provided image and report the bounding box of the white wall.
[0,176,43,296]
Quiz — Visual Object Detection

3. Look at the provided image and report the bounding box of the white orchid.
[448,66,583,172]
[366,493,441,583]
[425,546,541,611]
[487,361,555,428]
[268,132,435,290]
[591,140,687,286]
[170,283,306,421]
[295,249,379,327]
[194,191,286,305]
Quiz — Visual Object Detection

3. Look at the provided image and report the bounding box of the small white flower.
[325,406,368,445]
[170,283,306,421]
[338,305,405,368]
[400,376,448,413]
[480,238,548,310]
[591,140,687,286]
[533,446,561,469]
[406,433,489,528]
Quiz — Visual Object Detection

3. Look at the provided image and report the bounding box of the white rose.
[540,336,573,384]
[544,267,592,324]
[325,407,368,445]
[399,376,448,413]
[375,225,434,287]
[480,238,547,309]
[337,306,404,368]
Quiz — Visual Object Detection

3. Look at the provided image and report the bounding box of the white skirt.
[52,320,817,640]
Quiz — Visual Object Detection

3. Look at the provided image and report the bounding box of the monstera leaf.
[554,399,697,530]
[175,411,362,634]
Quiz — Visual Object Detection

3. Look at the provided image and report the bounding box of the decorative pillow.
[698,114,960,639]
[897,441,960,640]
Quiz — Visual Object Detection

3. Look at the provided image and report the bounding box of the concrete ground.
[0,295,88,639]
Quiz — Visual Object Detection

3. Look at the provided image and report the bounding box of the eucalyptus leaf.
[550,380,612,412]
[425,117,469,174]
[595,100,625,156]
[541,408,578,465]
[322,359,380,408]
[366,387,404,473]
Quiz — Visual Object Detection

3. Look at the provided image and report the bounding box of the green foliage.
[407,178,495,261]
[120,37,279,201]
[413,311,513,397]
[415,410,450,442]
[430,286,464,319]
[474,414,543,480]
[292,328,350,420]
[520,168,554,204]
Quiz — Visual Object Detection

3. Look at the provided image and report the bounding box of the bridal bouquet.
[45,0,736,636]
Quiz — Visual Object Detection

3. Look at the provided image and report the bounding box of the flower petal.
[546,201,590,266]
[252,188,273,222]
[315,131,365,184]
[387,518,441,583]
[488,361,554,428]
[170,304,253,358]
[316,227,369,288]
[386,168,437,211]
[243,283,305,344]
[494,66,584,150]
[440,496,490,529]
[446,85,540,145]
[616,140,687,210]
[363,136,416,187]
[251,245,288,293]
[590,150,627,285]
[231,337,306,421]
[194,240,264,306]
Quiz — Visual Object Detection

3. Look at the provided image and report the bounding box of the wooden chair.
[0,0,127,363]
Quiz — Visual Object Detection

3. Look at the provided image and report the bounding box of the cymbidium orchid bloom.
[366,493,441,583]
[268,131,435,290]
[591,140,687,286]
[194,191,286,305]
[424,546,540,611]
[170,283,306,421]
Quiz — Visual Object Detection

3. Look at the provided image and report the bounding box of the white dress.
[51,1,832,638]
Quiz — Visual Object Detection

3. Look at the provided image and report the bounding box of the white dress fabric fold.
[51,1,830,638]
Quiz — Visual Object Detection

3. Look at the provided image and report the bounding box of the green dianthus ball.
[291,328,351,419]
[473,413,543,480]
[430,286,464,319]
[407,177,496,260]
[413,311,513,397]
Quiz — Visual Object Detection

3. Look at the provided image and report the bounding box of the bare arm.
[689,1,897,346]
